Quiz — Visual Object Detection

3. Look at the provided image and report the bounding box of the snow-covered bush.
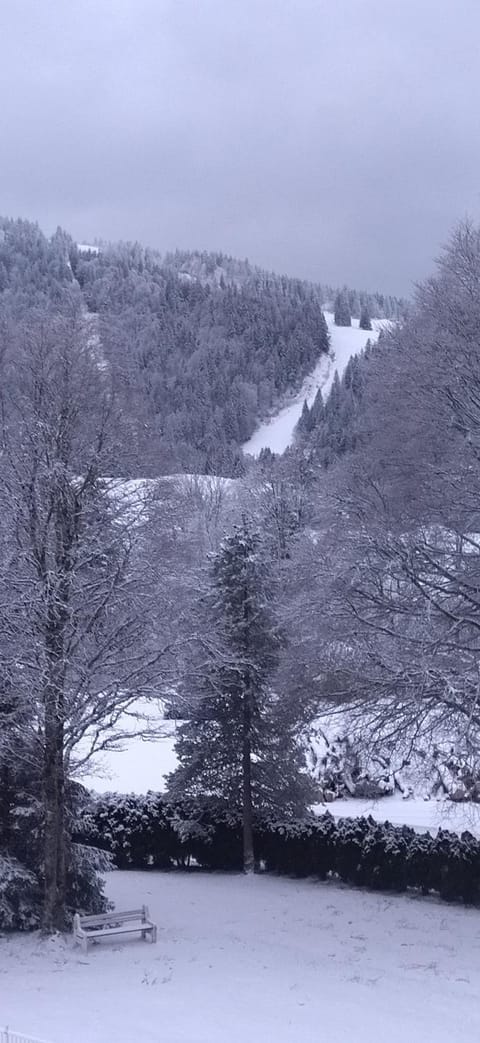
[75,792,244,871]
[67,843,113,917]
[0,761,111,931]
[260,813,480,904]
[0,855,41,931]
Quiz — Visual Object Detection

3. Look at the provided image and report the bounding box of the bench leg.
[151,926,157,944]
[82,936,89,955]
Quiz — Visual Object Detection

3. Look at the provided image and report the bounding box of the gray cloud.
[1,0,480,294]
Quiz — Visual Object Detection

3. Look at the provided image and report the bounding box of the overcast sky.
[1,0,479,295]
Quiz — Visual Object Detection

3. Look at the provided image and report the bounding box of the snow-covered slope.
[243,312,387,456]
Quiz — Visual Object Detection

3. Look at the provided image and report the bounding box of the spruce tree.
[359,304,372,330]
[334,290,351,327]
[168,519,315,871]
[297,399,312,436]
[309,387,325,427]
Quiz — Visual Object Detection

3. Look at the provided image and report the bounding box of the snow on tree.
[0,296,175,930]
[167,518,316,872]
[359,304,372,330]
[301,221,480,774]
[309,387,325,427]
[334,289,351,327]
[296,398,313,436]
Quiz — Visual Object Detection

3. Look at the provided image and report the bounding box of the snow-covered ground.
[243,312,387,456]
[316,795,480,837]
[3,870,480,1043]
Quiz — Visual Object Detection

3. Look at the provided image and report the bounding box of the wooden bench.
[73,906,157,953]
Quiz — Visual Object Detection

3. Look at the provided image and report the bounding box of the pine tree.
[296,399,312,436]
[359,304,372,330]
[168,520,314,871]
[334,290,351,327]
[309,387,325,427]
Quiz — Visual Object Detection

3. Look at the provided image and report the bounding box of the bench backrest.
[75,906,150,928]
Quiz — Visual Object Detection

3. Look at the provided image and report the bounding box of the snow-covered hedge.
[78,791,480,905]
[75,792,243,871]
[258,814,480,903]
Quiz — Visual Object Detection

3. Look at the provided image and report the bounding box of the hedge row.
[76,792,480,905]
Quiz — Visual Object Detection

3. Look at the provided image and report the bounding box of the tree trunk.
[42,703,66,933]
[42,608,67,933]
[242,689,255,873]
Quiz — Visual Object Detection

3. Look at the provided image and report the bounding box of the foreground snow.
[3,871,480,1043]
[243,312,387,456]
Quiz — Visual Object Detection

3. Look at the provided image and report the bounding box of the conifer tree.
[297,399,312,436]
[168,519,315,871]
[334,290,351,327]
[359,304,372,330]
[309,387,325,427]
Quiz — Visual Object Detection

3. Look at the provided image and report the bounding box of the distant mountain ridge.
[0,216,406,478]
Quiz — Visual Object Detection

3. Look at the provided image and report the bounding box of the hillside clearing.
[243,312,387,456]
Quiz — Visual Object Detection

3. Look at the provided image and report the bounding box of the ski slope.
[243,312,387,456]
[4,870,480,1043]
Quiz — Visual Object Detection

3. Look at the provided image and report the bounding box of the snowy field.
[243,312,387,456]
[3,870,480,1043]
[317,795,480,837]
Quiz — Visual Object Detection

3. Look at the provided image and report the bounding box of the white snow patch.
[3,870,480,1043]
[77,243,99,255]
[315,795,480,837]
[243,312,388,457]
[177,270,197,283]
[83,311,108,373]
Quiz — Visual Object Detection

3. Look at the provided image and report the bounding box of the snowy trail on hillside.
[243,312,386,456]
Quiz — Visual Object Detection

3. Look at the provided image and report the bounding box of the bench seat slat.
[83,923,154,938]
[78,922,153,938]
[80,908,146,924]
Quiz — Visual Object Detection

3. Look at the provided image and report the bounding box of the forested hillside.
[0,217,406,477]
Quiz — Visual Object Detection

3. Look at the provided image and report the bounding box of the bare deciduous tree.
[0,298,175,930]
